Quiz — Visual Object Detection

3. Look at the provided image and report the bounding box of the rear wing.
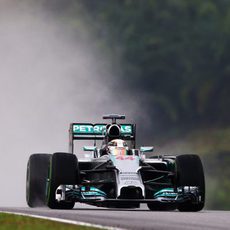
[69,123,136,153]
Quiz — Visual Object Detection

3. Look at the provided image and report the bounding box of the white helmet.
[108,139,128,155]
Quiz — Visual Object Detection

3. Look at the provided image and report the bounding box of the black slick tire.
[47,152,79,209]
[26,153,51,207]
[176,154,205,212]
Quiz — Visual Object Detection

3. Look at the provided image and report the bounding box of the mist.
[0,1,138,206]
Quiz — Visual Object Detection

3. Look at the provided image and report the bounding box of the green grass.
[0,213,101,230]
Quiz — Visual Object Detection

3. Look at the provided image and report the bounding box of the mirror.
[140,146,154,152]
[83,146,97,151]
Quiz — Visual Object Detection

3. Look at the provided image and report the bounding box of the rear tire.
[176,154,205,212]
[47,152,79,209]
[26,154,51,207]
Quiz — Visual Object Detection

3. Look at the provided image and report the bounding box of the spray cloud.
[0,1,139,206]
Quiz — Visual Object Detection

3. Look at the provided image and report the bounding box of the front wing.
[55,185,202,206]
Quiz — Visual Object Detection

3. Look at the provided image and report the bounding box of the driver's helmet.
[107,139,128,156]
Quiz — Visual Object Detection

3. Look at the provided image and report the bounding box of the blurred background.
[0,0,229,209]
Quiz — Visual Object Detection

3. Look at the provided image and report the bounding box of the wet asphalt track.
[1,204,230,230]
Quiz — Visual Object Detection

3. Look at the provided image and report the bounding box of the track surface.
[1,204,230,230]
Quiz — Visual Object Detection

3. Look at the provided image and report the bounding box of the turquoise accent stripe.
[154,188,178,198]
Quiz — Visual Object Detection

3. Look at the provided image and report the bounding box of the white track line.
[0,211,126,230]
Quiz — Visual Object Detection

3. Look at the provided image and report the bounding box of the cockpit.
[107,139,129,156]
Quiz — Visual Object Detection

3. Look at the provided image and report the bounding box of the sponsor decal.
[116,156,135,160]
[120,172,139,181]
[73,124,133,135]
[81,186,107,197]
[120,125,132,134]
[73,124,106,134]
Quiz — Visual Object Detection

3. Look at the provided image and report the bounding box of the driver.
[107,139,129,156]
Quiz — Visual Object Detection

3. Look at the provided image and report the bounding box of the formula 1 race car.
[26,114,205,211]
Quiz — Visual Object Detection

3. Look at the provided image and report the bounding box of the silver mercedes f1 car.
[26,114,205,211]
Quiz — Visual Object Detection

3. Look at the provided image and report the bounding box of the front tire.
[47,152,79,209]
[176,154,205,212]
[26,153,51,207]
